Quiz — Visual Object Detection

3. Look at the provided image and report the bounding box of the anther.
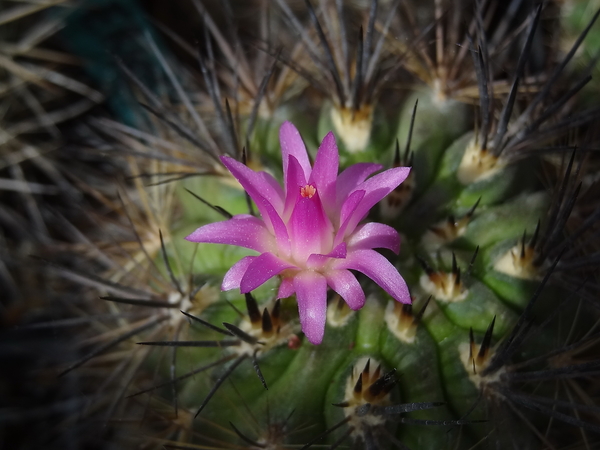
[300,184,316,198]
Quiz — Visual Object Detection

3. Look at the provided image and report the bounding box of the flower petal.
[306,242,347,269]
[278,277,295,298]
[288,190,334,261]
[221,155,284,215]
[334,249,411,304]
[221,158,289,253]
[346,222,400,254]
[222,256,256,291]
[280,121,311,182]
[257,171,285,213]
[309,131,339,213]
[336,162,382,207]
[240,252,295,293]
[333,189,365,246]
[256,195,291,258]
[185,215,275,253]
[344,167,411,234]
[325,270,365,310]
[294,271,328,344]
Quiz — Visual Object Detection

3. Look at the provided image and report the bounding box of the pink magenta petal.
[185,215,275,253]
[334,190,365,245]
[278,277,295,298]
[344,167,411,233]
[288,190,334,261]
[339,190,365,225]
[336,162,382,207]
[309,131,339,213]
[306,242,347,269]
[221,156,285,216]
[346,222,400,254]
[256,195,291,258]
[222,256,256,291]
[240,252,295,293]
[257,172,285,214]
[283,155,307,220]
[325,270,365,310]
[335,249,411,304]
[280,121,311,182]
[294,271,328,344]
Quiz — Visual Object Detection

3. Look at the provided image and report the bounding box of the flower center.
[300,184,316,198]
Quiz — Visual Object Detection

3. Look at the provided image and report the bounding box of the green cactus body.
[125,115,584,448]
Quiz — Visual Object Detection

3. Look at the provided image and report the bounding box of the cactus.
[7,1,600,449]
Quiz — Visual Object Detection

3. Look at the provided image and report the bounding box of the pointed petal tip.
[185,227,206,243]
[279,120,300,141]
[321,130,337,146]
[239,252,295,293]
[338,249,411,306]
[325,269,365,310]
[279,121,311,181]
[393,281,412,304]
[304,330,324,345]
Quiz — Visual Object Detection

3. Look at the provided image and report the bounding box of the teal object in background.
[60,0,166,126]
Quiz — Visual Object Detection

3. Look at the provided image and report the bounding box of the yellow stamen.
[300,184,316,198]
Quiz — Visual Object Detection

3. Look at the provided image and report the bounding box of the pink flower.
[186,122,411,344]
